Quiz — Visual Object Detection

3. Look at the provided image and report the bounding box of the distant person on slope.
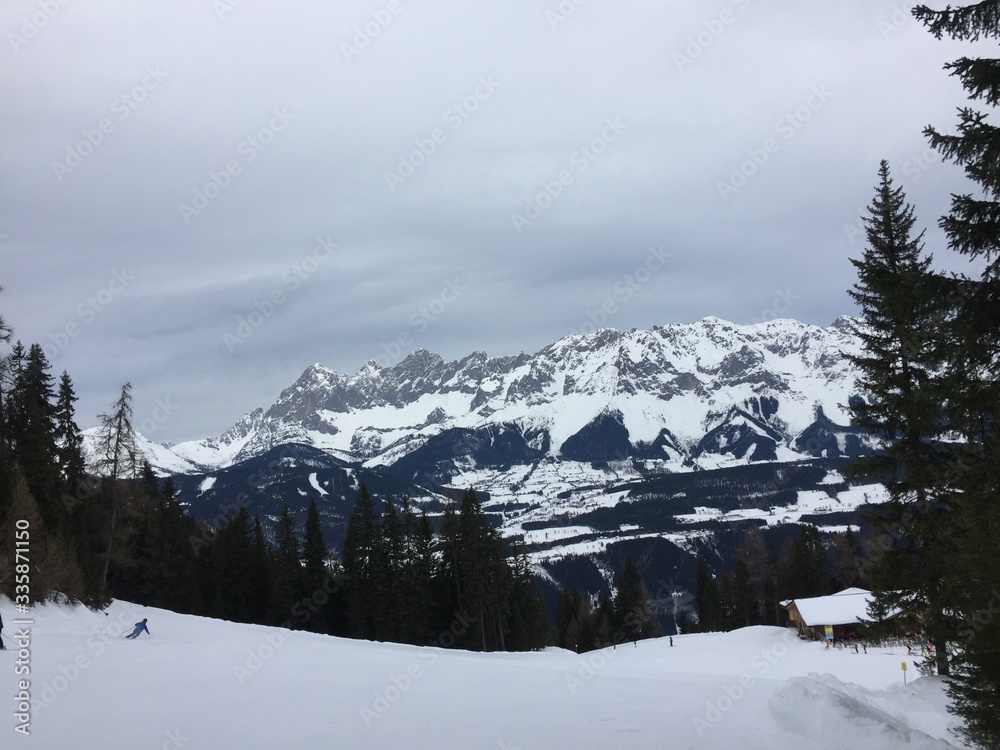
[125,618,150,639]
[0,607,5,649]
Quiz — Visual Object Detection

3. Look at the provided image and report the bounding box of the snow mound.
[770,673,955,749]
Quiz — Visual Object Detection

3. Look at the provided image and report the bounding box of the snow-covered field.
[3,597,967,749]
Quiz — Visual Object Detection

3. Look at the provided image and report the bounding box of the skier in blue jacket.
[125,618,150,639]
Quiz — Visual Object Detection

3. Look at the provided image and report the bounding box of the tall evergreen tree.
[303,499,329,592]
[11,344,61,527]
[211,507,256,622]
[505,542,548,651]
[342,484,377,638]
[371,498,405,641]
[613,556,659,642]
[272,504,304,622]
[913,3,1000,742]
[54,371,86,492]
[248,516,273,623]
[694,554,723,632]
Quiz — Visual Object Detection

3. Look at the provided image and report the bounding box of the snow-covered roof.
[787,588,873,627]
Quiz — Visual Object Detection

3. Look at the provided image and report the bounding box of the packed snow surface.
[5,598,969,749]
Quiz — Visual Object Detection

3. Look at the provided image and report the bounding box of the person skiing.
[0,608,5,650]
[125,618,150,639]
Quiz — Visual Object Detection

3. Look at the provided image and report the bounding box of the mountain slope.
[137,316,869,477]
[16,598,961,750]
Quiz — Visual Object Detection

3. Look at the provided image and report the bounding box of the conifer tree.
[913,3,1000,741]
[786,525,828,599]
[342,484,377,638]
[92,382,142,603]
[371,498,405,641]
[694,554,723,632]
[303,499,329,592]
[249,515,273,624]
[272,504,304,622]
[134,462,199,613]
[613,556,659,642]
[505,542,548,651]
[11,344,61,527]
[54,371,86,493]
[212,507,256,622]
[845,163,957,675]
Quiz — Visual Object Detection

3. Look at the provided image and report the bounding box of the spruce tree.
[272,504,304,622]
[303,499,329,592]
[54,371,86,493]
[913,3,1000,742]
[249,515,273,624]
[11,344,61,527]
[613,556,659,642]
[211,507,256,622]
[694,554,723,632]
[342,484,377,638]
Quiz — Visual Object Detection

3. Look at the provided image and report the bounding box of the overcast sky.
[0,0,988,443]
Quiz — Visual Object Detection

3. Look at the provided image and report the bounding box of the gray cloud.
[0,0,987,442]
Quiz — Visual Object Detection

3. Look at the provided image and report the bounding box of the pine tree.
[735,526,773,625]
[845,164,958,678]
[613,556,659,642]
[272,504,304,622]
[371,498,405,641]
[694,554,723,632]
[303,499,329,592]
[912,4,1000,742]
[249,515,273,623]
[505,542,548,651]
[212,507,256,622]
[54,371,86,493]
[133,462,199,613]
[342,484,377,638]
[11,344,61,527]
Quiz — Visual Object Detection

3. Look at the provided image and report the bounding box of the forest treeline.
[0,354,548,650]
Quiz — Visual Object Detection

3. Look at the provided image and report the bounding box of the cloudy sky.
[0,0,987,443]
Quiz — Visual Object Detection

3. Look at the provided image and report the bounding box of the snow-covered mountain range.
[142,315,869,478]
[98,315,883,600]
